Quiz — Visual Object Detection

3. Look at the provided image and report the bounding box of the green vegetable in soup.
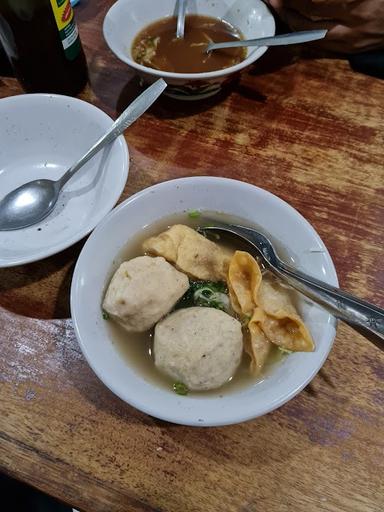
[173,382,188,395]
[278,347,293,355]
[187,209,201,218]
[176,280,230,312]
[132,36,160,66]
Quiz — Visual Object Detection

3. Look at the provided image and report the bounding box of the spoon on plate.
[0,78,167,231]
[206,29,328,52]
[176,0,187,39]
[202,222,384,345]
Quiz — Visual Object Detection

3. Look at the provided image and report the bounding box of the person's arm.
[265,0,384,54]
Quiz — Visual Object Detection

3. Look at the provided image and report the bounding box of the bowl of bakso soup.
[71,177,338,426]
[103,0,275,99]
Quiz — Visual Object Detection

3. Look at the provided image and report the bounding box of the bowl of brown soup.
[103,0,275,100]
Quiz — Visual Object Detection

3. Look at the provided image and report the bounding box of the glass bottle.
[0,0,88,95]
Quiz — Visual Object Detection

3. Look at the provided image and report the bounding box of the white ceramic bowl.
[103,0,275,100]
[71,177,338,426]
[0,94,129,267]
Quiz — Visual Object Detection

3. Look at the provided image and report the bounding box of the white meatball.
[154,307,243,391]
[103,256,189,332]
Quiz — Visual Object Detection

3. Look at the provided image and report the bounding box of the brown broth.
[104,211,290,397]
[131,14,246,73]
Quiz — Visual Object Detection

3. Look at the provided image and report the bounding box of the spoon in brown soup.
[206,29,328,52]
[176,0,187,39]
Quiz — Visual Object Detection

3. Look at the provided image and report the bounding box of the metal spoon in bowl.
[206,29,328,52]
[201,222,384,345]
[176,0,187,39]
[0,79,167,231]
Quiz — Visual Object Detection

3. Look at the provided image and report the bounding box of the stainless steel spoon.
[176,0,187,39]
[202,222,384,345]
[206,29,328,52]
[0,78,167,231]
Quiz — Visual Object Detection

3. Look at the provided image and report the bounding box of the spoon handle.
[202,223,384,344]
[176,0,187,39]
[275,261,384,342]
[207,30,327,52]
[58,78,167,187]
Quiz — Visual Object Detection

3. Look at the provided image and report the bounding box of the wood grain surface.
[1,1,383,511]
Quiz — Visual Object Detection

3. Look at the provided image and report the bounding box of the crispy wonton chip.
[246,308,273,373]
[227,251,262,316]
[228,251,272,373]
[257,279,314,352]
[142,224,232,281]
[227,250,314,373]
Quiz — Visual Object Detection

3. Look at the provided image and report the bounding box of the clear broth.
[105,211,292,397]
[131,14,246,73]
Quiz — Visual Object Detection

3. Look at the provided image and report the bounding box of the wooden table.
[1,2,383,511]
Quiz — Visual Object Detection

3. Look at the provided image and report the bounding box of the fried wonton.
[227,250,262,316]
[142,224,232,281]
[257,279,314,352]
[227,250,314,373]
[228,251,273,373]
[246,309,273,374]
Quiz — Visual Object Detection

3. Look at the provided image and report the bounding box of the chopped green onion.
[102,309,110,321]
[278,347,293,355]
[193,287,229,311]
[175,280,230,312]
[241,314,252,326]
[173,382,188,395]
[188,209,201,218]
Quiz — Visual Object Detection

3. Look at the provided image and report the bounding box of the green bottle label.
[49,0,81,61]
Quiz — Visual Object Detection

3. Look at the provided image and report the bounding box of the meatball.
[154,307,243,391]
[103,256,189,332]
